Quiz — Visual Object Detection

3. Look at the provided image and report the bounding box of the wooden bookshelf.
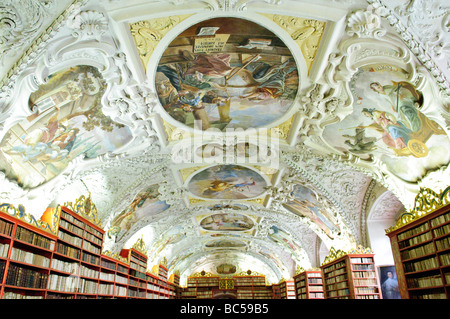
[0,203,179,299]
[279,280,296,299]
[0,209,57,299]
[294,270,324,299]
[234,275,272,299]
[321,247,382,299]
[386,200,450,299]
[180,274,272,299]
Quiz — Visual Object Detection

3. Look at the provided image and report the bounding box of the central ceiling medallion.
[155,17,299,131]
[187,164,267,199]
[200,213,255,232]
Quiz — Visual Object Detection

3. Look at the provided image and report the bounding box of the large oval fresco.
[322,64,449,182]
[0,65,133,188]
[155,17,299,131]
[200,213,255,232]
[187,164,267,199]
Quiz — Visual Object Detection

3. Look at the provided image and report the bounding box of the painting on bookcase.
[0,65,133,188]
[378,265,401,299]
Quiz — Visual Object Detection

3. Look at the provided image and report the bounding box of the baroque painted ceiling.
[0,0,448,285]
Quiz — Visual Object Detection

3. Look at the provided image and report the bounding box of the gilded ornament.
[0,202,59,235]
[64,193,102,228]
[385,186,450,234]
[129,14,193,71]
[259,14,326,72]
[132,235,147,254]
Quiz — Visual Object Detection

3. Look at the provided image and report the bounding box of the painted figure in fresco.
[360,108,412,150]
[200,213,254,232]
[107,185,169,242]
[156,40,298,130]
[370,81,423,132]
[343,127,377,154]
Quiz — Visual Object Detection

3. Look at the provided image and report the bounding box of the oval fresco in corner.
[155,17,299,131]
[200,213,255,232]
[322,64,449,183]
[187,164,267,199]
[0,65,133,188]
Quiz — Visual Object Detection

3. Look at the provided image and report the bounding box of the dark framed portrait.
[378,265,401,299]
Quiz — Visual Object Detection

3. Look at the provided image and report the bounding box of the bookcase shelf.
[277,280,295,299]
[386,202,450,299]
[181,274,272,299]
[320,248,382,299]
[0,206,178,299]
[294,270,324,299]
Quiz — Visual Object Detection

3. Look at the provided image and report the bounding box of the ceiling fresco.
[154,17,299,131]
[0,0,448,285]
[187,164,268,200]
[0,65,132,188]
[322,63,449,183]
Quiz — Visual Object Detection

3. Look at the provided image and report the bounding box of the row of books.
[356,294,380,299]
[308,278,323,284]
[81,251,100,265]
[101,259,116,271]
[59,219,84,237]
[398,231,432,249]
[100,271,115,282]
[308,285,324,291]
[80,264,99,279]
[2,291,43,299]
[0,219,13,237]
[58,229,83,247]
[325,274,346,284]
[404,256,439,273]
[411,292,447,299]
[6,263,48,289]
[439,253,450,266]
[350,257,373,264]
[79,278,98,294]
[55,242,81,259]
[60,211,85,229]
[433,224,450,237]
[354,287,378,294]
[15,226,55,251]
[0,242,9,258]
[407,274,443,288]
[325,281,348,291]
[85,224,102,240]
[48,273,79,292]
[322,261,345,273]
[436,236,450,251]
[82,240,101,255]
[298,292,324,299]
[51,257,79,274]
[323,267,346,278]
[430,212,450,228]
[397,222,429,241]
[351,264,374,271]
[187,277,219,287]
[326,288,349,297]
[400,242,435,260]
[353,270,376,278]
[10,247,51,268]
[354,278,377,286]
